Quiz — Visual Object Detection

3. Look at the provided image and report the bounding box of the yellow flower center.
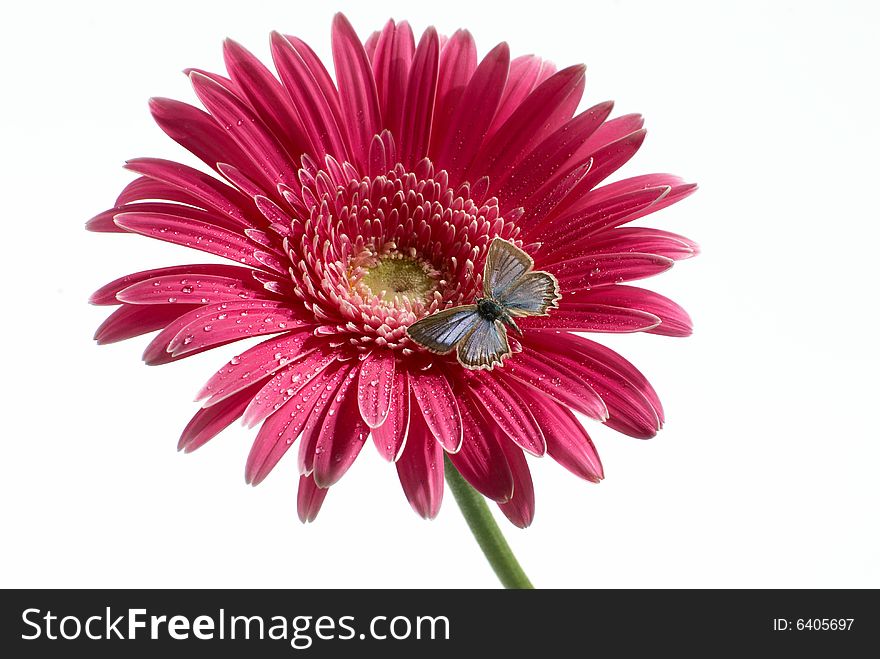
[358,254,440,306]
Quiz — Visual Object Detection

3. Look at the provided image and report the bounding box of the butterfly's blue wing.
[496,271,561,317]
[406,305,480,354]
[483,238,534,300]
[456,318,511,370]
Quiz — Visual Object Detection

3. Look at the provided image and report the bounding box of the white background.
[1,0,878,588]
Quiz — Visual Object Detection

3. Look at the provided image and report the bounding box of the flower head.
[90,14,697,527]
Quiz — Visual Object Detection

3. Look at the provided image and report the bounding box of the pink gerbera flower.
[89,14,696,529]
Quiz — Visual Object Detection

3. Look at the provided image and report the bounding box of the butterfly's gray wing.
[483,238,534,300]
[496,271,561,317]
[406,305,480,354]
[456,318,511,370]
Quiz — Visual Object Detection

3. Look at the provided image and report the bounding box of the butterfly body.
[475,297,522,335]
[406,238,560,370]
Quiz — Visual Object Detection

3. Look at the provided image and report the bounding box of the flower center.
[275,154,520,351]
[356,252,441,307]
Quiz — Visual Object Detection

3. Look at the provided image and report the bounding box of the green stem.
[444,455,534,589]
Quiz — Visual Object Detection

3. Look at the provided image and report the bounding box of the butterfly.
[406,237,561,370]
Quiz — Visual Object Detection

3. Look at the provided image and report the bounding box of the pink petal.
[463,372,546,456]
[178,381,263,453]
[569,174,697,222]
[114,177,204,208]
[565,332,665,423]
[93,304,188,345]
[271,33,350,162]
[409,369,463,453]
[113,212,283,274]
[297,364,357,476]
[516,157,593,231]
[286,35,348,122]
[577,173,685,206]
[222,39,310,161]
[124,158,253,226]
[116,272,275,306]
[357,351,395,428]
[581,227,699,261]
[399,27,439,168]
[488,55,553,136]
[88,201,245,234]
[90,264,258,306]
[367,133,389,178]
[372,368,410,461]
[198,330,317,406]
[577,113,645,158]
[524,331,662,438]
[515,384,603,482]
[313,368,370,488]
[245,361,347,485]
[547,252,674,290]
[395,399,444,519]
[432,41,510,184]
[284,35,347,124]
[189,72,298,190]
[548,129,648,221]
[504,351,608,421]
[139,301,303,364]
[429,29,477,158]
[565,286,692,337]
[467,64,585,184]
[533,186,672,248]
[183,67,239,92]
[220,164,280,207]
[364,30,380,60]
[496,100,614,209]
[297,474,329,523]
[496,440,535,528]
[520,303,661,333]
[447,394,514,503]
[148,97,266,186]
[331,13,382,167]
[242,346,338,427]
[372,20,414,140]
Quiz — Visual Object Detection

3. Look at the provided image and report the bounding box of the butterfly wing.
[406,305,481,354]
[456,318,511,370]
[483,238,534,300]
[496,271,561,317]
